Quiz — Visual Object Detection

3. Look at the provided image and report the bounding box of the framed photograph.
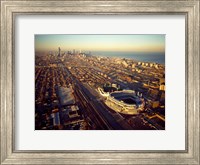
[1,0,199,164]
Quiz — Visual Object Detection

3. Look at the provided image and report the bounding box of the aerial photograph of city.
[35,34,165,130]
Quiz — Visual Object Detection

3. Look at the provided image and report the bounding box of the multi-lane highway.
[61,62,133,130]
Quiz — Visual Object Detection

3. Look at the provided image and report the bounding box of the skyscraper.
[58,47,61,57]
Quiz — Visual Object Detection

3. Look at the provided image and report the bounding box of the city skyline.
[35,34,165,130]
[35,34,165,53]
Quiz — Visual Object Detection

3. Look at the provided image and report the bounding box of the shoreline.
[91,54,165,66]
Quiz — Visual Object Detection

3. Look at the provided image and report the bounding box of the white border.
[15,15,185,150]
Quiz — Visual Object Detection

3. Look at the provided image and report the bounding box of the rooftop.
[58,86,76,106]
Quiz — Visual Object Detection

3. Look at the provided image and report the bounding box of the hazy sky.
[35,34,165,53]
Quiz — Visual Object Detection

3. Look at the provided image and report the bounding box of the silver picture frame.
[1,0,199,164]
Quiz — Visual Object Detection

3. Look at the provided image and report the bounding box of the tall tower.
[58,47,61,57]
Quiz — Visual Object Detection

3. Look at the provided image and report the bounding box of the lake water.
[92,51,165,65]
